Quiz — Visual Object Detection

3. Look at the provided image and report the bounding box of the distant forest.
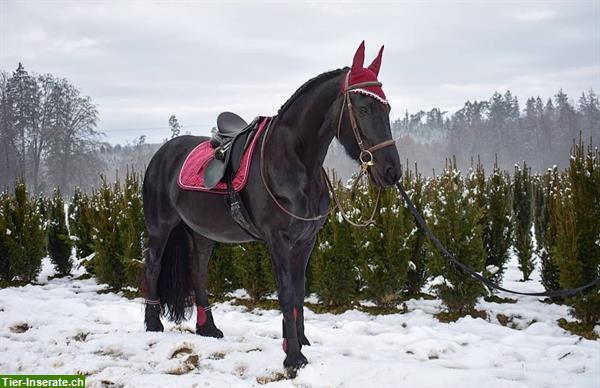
[1,63,598,195]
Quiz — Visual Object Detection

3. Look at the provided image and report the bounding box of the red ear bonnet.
[344,42,387,103]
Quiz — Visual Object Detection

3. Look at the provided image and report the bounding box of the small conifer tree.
[48,188,72,276]
[92,177,125,289]
[553,139,600,327]
[233,241,275,301]
[1,181,46,283]
[0,192,11,282]
[69,188,95,259]
[312,176,358,308]
[120,170,146,288]
[404,164,428,297]
[208,242,238,298]
[535,169,561,292]
[484,161,512,283]
[355,180,412,306]
[513,162,535,280]
[428,159,486,318]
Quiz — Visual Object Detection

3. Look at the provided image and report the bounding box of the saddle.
[204,112,260,189]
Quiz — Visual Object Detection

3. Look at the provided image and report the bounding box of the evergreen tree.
[554,139,600,326]
[512,162,534,280]
[68,188,95,259]
[208,243,238,298]
[428,159,486,317]
[119,170,145,288]
[0,180,45,283]
[404,165,428,296]
[48,188,72,276]
[5,63,39,181]
[0,192,11,282]
[169,115,181,139]
[233,241,275,301]
[92,177,125,289]
[484,161,512,283]
[535,169,560,292]
[355,182,412,307]
[312,178,358,308]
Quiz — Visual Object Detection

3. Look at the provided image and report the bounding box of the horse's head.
[334,41,401,187]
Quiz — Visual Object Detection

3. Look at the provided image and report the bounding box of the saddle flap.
[217,112,248,135]
[203,151,230,189]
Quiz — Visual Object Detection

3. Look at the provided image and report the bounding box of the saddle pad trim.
[178,117,270,194]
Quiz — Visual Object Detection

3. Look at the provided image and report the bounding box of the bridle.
[337,71,396,175]
[259,70,397,225]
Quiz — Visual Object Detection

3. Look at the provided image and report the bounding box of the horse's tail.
[156,222,195,323]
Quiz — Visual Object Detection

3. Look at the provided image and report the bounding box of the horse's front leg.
[268,236,309,371]
[291,237,315,349]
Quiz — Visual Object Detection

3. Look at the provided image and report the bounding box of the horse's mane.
[277,67,348,117]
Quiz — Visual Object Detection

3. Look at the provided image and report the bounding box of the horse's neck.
[272,77,341,177]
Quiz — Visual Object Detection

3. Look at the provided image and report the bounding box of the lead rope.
[396,181,600,298]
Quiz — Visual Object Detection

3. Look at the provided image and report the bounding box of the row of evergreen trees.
[533,139,600,328]
[0,182,72,284]
[0,140,597,328]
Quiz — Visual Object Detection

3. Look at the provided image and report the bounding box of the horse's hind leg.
[144,233,169,332]
[190,232,224,338]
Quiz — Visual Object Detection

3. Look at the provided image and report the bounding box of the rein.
[259,71,396,225]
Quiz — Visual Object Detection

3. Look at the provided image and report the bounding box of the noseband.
[260,71,396,224]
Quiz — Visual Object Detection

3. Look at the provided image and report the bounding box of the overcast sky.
[1,1,599,144]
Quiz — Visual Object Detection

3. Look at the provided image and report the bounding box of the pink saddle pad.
[178,117,270,194]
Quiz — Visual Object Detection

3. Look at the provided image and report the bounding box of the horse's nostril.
[385,166,400,183]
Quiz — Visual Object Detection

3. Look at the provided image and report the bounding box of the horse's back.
[143,135,209,233]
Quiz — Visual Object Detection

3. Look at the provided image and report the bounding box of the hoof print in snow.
[94,345,123,358]
[10,322,29,333]
[233,362,248,377]
[169,343,195,359]
[166,354,199,375]
[99,380,119,387]
[72,332,88,342]
[171,326,195,334]
[256,371,288,385]
[497,313,537,330]
[185,354,199,369]
[209,351,226,360]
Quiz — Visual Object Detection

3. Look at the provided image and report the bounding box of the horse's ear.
[351,41,366,72]
[368,45,384,76]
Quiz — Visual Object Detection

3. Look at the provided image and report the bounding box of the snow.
[0,257,598,387]
[486,265,500,275]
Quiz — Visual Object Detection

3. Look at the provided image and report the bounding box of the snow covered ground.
[0,256,598,388]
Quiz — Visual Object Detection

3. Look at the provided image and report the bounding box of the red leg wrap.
[197,306,207,326]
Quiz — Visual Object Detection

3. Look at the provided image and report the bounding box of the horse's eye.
[358,106,368,116]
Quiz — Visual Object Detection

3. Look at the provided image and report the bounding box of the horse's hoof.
[196,323,224,338]
[283,351,308,372]
[145,320,164,332]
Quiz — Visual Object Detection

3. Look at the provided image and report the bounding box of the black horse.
[142,42,402,370]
